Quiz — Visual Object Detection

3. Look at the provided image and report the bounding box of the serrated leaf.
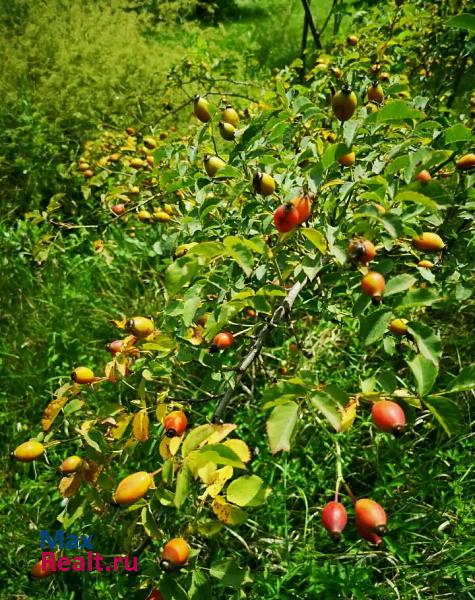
[204,423,237,445]
[187,241,225,258]
[365,100,424,124]
[385,274,417,296]
[160,435,183,460]
[407,322,442,365]
[359,308,392,345]
[395,191,438,212]
[423,396,461,436]
[399,288,441,307]
[446,13,475,32]
[132,409,150,442]
[187,444,245,473]
[182,424,216,456]
[174,464,191,509]
[226,475,270,507]
[310,392,342,431]
[407,354,438,397]
[165,255,201,297]
[141,507,161,538]
[212,495,248,525]
[224,237,254,276]
[444,123,472,145]
[448,365,475,392]
[301,227,327,254]
[266,401,299,454]
[210,559,252,587]
[223,439,251,463]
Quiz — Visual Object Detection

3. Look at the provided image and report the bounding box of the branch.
[300,0,323,50]
[213,259,328,423]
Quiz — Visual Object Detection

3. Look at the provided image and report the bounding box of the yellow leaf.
[186,324,205,346]
[94,239,104,253]
[59,473,82,498]
[197,462,217,485]
[206,465,234,498]
[132,410,150,442]
[78,420,95,436]
[223,439,251,463]
[159,434,183,460]
[204,424,237,446]
[112,412,134,440]
[41,396,69,431]
[110,317,127,330]
[338,397,358,433]
[155,403,168,423]
[212,495,248,525]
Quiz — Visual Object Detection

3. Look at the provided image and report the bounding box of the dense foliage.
[2,0,474,598]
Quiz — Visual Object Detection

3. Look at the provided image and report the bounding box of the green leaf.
[183,296,201,327]
[407,322,442,365]
[322,143,350,170]
[182,424,215,456]
[365,100,424,124]
[423,396,461,436]
[399,288,441,308]
[266,401,299,454]
[395,190,439,212]
[407,354,438,397]
[301,227,328,254]
[261,379,307,409]
[359,308,392,345]
[210,560,252,587]
[174,464,191,509]
[214,165,242,179]
[446,13,475,32]
[444,123,472,145]
[226,475,270,507]
[448,365,475,392]
[187,241,225,258]
[385,274,417,296]
[165,255,201,297]
[224,236,254,276]
[310,391,342,431]
[188,444,245,470]
[159,577,189,600]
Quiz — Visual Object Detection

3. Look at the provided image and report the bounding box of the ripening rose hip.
[291,194,312,224]
[160,538,190,571]
[222,105,239,127]
[30,558,55,579]
[372,400,406,436]
[193,95,211,123]
[12,440,45,462]
[274,203,300,233]
[361,272,385,303]
[348,239,376,265]
[71,366,95,384]
[113,471,153,505]
[412,232,445,252]
[58,455,83,474]
[253,171,275,196]
[356,521,383,546]
[367,82,384,104]
[321,501,348,541]
[164,410,188,438]
[213,331,234,349]
[332,85,358,121]
[125,317,154,339]
[355,498,387,536]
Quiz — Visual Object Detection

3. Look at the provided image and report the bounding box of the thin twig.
[300,0,323,50]
[213,259,328,422]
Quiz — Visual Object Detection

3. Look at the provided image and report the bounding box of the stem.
[334,440,344,502]
[300,0,322,50]
[343,482,357,504]
[300,7,309,83]
[213,259,328,422]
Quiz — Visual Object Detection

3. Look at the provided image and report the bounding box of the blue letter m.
[40,530,63,550]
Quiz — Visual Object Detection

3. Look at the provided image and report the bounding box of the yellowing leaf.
[41,396,69,431]
[159,434,183,460]
[223,439,251,463]
[82,460,102,486]
[206,465,234,498]
[110,317,127,330]
[204,424,237,446]
[156,403,168,422]
[94,239,104,253]
[59,473,82,498]
[186,324,205,346]
[77,419,95,436]
[197,462,217,485]
[132,409,150,442]
[338,397,358,432]
[112,412,134,439]
[212,495,248,526]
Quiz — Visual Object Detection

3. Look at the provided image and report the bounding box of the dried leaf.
[110,317,127,330]
[206,466,234,498]
[83,460,103,486]
[59,473,82,498]
[41,396,69,431]
[132,410,150,442]
[112,412,134,440]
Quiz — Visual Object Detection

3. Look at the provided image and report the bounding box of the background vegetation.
[1,0,474,598]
